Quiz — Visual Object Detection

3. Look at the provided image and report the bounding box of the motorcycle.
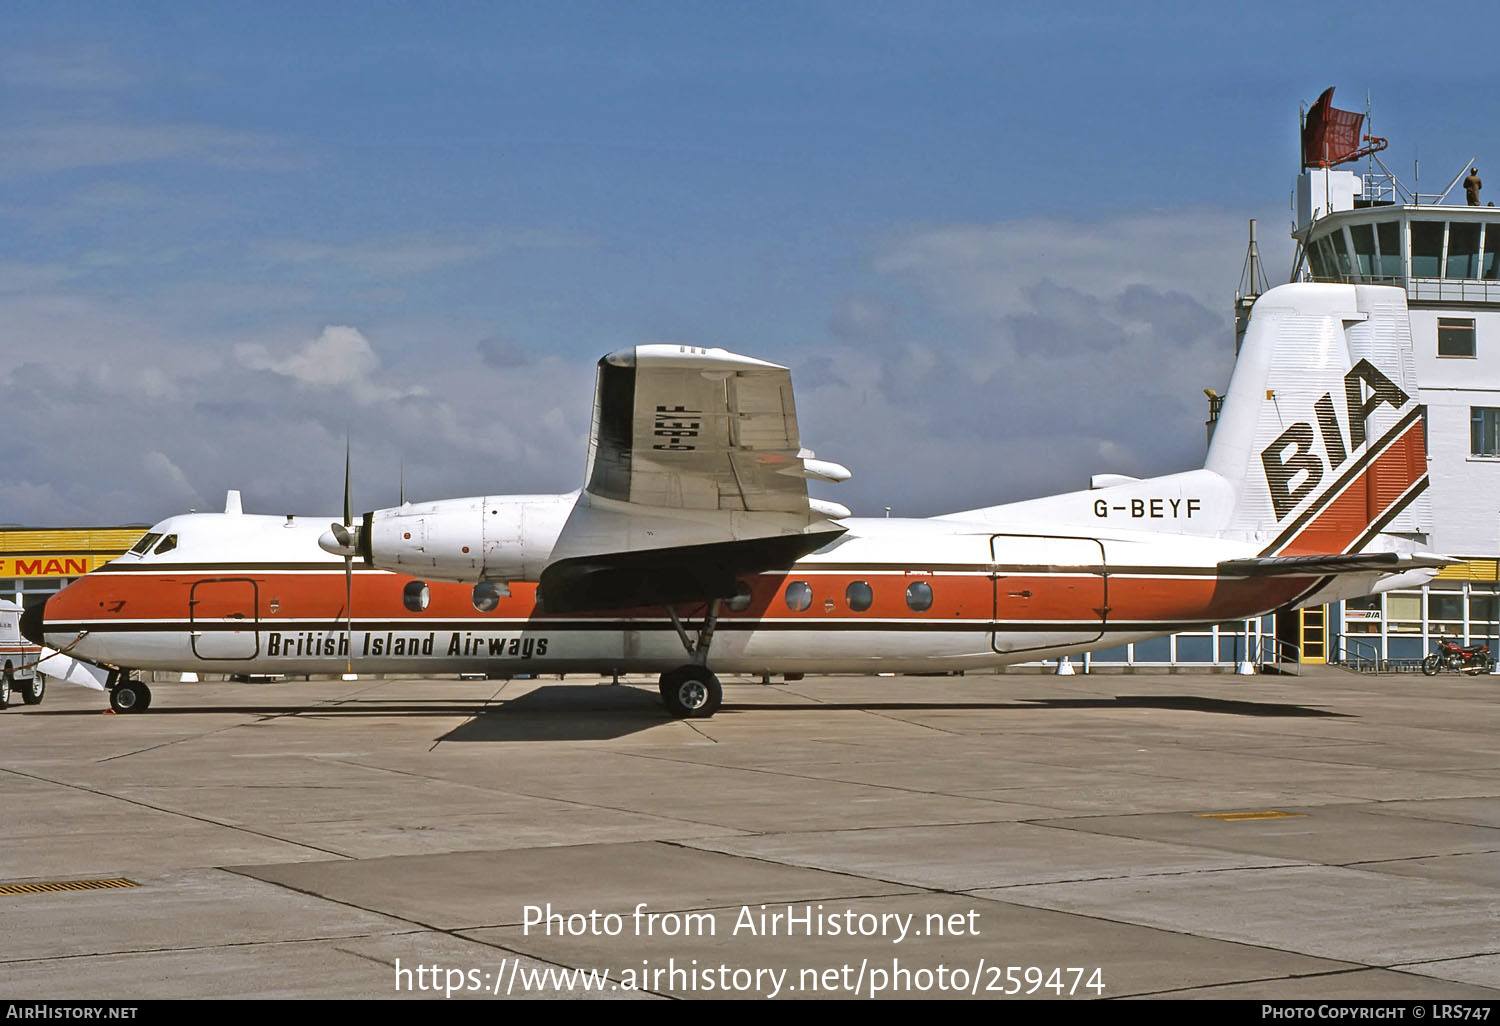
[1421,637,1494,675]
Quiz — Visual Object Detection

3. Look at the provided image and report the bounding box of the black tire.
[0,669,10,710]
[1420,654,1441,676]
[21,675,44,705]
[110,681,149,714]
[658,666,722,718]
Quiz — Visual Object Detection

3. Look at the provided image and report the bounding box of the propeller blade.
[343,436,353,528]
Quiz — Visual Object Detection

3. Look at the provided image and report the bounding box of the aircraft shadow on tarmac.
[20,689,1347,743]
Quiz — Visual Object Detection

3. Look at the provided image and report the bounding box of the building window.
[1349,223,1376,280]
[1447,222,1482,278]
[1438,318,1476,357]
[1472,407,1500,456]
[1376,221,1402,278]
[1410,221,1444,278]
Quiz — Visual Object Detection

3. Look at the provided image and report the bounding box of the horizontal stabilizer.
[1218,552,1455,578]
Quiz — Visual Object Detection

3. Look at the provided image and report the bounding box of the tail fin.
[1207,282,1428,555]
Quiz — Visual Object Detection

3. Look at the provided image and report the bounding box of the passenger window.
[402,581,430,612]
[471,582,501,612]
[784,581,812,612]
[905,581,934,612]
[153,534,178,555]
[845,581,873,612]
[727,579,753,612]
[129,533,162,555]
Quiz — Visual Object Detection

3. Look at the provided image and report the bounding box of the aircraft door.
[189,578,260,660]
[990,535,1107,655]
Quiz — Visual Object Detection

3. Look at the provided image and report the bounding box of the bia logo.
[1260,359,1410,520]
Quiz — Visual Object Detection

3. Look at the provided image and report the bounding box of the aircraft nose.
[19,600,45,646]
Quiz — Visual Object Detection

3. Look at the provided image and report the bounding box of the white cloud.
[235,325,428,405]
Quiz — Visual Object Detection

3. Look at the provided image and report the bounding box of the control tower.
[1288,88,1499,666]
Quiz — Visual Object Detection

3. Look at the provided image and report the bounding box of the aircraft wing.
[1217,552,1455,578]
[538,345,852,612]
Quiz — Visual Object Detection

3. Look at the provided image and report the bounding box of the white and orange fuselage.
[38,508,1401,679]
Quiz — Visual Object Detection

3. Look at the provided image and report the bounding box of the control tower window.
[1410,221,1444,277]
[1376,221,1402,278]
[1306,239,1330,280]
[1328,230,1354,280]
[1447,222,1480,279]
[1313,235,1339,281]
[1350,223,1376,281]
[1484,225,1500,280]
[1438,318,1476,358]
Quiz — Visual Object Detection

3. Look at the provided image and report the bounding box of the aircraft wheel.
[1420,654,1441,676]
[659,666,722,719]
[110,681,150,714]
[22,675,44,705]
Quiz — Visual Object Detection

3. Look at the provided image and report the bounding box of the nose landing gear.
[105,669,152,713]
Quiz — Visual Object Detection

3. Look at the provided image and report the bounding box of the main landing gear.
[658,600,723,718]
[106,669,152,714]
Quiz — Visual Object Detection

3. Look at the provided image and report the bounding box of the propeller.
[317,439,359,677]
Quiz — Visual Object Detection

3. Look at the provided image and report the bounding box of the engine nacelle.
[362,492,574,583]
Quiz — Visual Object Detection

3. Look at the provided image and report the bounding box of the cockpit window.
[129,532,162,555]
[153,534,178,556]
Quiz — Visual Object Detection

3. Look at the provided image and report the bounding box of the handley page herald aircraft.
[25,282,1443,716]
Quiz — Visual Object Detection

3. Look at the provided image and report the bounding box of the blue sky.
[1,2,1489,524]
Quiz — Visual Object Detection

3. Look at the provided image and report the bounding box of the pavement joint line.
[957,860,1318,891]
[1339,847,1500,869]
[213,865,699,1000]
[312,755,761,834]
[1392,949,1500,967]
[0,926,432,967]
[609,747,1058,806]
[1121,965,1392,999]
[429,681,511,752]
[0,766,357,861]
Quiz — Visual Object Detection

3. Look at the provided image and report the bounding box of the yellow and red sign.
[0,555,101,578]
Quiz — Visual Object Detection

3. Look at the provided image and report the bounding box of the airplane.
[23,282,1445,717]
